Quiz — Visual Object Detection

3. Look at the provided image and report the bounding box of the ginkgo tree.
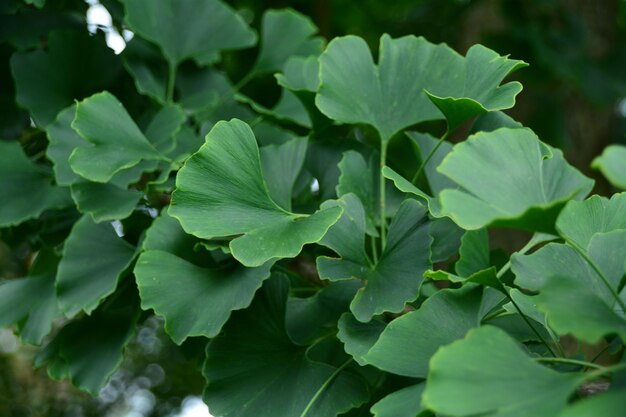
[1,0,625,416]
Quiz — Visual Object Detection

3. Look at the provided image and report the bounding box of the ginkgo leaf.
[275,55,320,92]
[169,119,342,267]
[0,141,70,227]
[364,286,482,377]
[316,35,525,142]
[555,192,626,250]
[422,326,583,417]
[124,0,256,66]
[336,313,385,366]
[260,136,308,211]
[512,231,626,343]
[336,151,378,235]
[407,131,456,194]
[591,145,626,190]
[68,92,162,183]
[56,215,135,317]
[0,249,59,344]
[143,103,186,154]
[237,89,311,128]
[317,195,431,322]
[438,128,593,232]
[203,275,368,417]
[250,9,324,77]
[35,284,140,395]
[559,390,626,417]
[10,29,121,126]
[371,383,428,417]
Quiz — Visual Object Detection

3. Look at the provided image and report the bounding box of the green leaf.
[428,217,464,263]
[0,141,70,227]
[121,37,168,104]
[35,284,140,395]
[382,166,442,216]
[203,275,368,417]
[317,196,431,322]
[170,119,342,267]
[316,35,525,142]
[135,250,272,344]
[456,229,490,277]
[260,137,308,211]
[10,30,121,126]
[438,128,593,232]
[591,145,626,190]
[555,192,626,250]
[69,92,162,183]
[275,55,320,92]
[512,231,626,343]
[425,267,506,293]
[237,88,311,128]
[287,281,361,345]
[422,326,582,417]
[124,0,256,66]
[425,44,527,131]
[46,105,84,186]
[69,182,143,223]
[0,249,59,344]
[559,389,626,417]
[408,131,456,194]
[336,151,378,235]
[337,313,385,366]
[364,286,482,377]
[56,216,135,316]
[144,103,186,154]
[250,9,324,76]
[371,383,428,417]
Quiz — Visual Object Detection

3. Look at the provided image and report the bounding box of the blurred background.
[1,0,625,416]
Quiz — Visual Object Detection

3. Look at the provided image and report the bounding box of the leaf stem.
[566,239,626,313]
[370,235,379,264]
[411,130,449,184]
[299,358,353,417]
[582,363,626,382]
[167,62,177,103]
[535,357,603,370]
[379,142,388,252]
[496,236,558,357]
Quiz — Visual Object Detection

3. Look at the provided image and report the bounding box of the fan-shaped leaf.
[591,145,626,190]
[422,326,583,417]
[203,275,368,417]
[170,119,342,267]
[124,0,256,66]
[438,128,593,232]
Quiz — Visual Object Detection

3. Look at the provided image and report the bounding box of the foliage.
[1,0,626,416]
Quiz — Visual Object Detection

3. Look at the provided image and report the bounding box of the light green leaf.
[35,284,139,395]
[555,192,626,250]
[250,9,323,76]
[438,128,593,232]
[512,231,626,343]
[559,389,626,417]
[591,145,626,190]
[364,286,482,377]
[10,30,121,126]
[170,119,342,267]
[371,383,428,417]
[317,196,431,322]
[336,313,385,366]
[316,35,525,142]
[0,250,59,344]
[260,137,308,211]
[0,141,70,227]
[203,276,368,417]
[56,216,135,316]
[124,0,256,66]
[69,92,162,183]
[422,326,582,417]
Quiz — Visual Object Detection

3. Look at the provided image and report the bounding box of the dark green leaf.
[591,145,626,190]
[56,215,135,316]
[203,275,368,417]
[371,383,428,417]
[337,313,385,366]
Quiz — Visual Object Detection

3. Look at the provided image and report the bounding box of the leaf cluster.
[1,1,626,416]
